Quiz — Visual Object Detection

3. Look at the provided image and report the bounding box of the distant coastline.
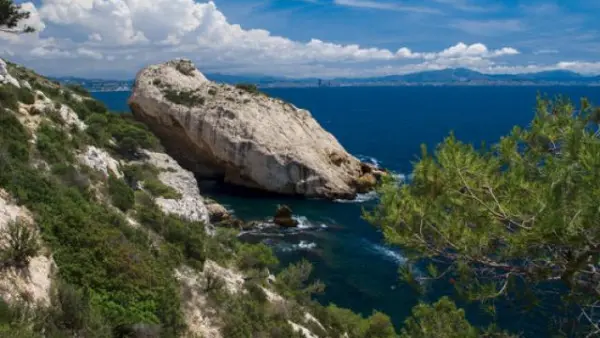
[53,67,600,91]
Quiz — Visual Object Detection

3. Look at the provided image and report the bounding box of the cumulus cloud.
[0,0,596,78]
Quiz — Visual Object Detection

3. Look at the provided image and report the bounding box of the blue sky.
[1,0,599,78]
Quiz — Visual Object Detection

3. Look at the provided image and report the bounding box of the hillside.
[0,58,399,337]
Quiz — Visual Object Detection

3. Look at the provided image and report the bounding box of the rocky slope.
[0,59,333,338]
[129,59,377,200]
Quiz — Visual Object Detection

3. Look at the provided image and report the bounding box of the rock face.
[0,58,20,88]
[129,59,372,199]
[0,189,55,306]
[143,151,210,224]
[273,205,298,227]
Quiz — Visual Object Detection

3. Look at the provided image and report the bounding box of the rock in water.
[128,59,367,200]
[273,205,298,227]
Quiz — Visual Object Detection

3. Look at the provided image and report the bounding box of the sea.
[93,86,600,336]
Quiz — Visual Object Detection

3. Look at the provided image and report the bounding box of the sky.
[1,0,599,79]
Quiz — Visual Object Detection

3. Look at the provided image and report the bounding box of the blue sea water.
[93,86,600,336]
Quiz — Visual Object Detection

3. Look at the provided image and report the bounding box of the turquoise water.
[93,86,600,335]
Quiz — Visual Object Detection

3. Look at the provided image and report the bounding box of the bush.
[0,219,40,269]
[83,98,107,115]
[236,243,279,272]
[144,177,182,199]
[0,85,19,110]
[275,260,324,304]
[0,108,30,162]
[65,84,90,97]
[135,192,207,269]
[108,174,135,211]
[163,89,205,107]
[235,83,261,95]
[35,122,75,164]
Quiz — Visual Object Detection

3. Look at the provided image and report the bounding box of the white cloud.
[0,0,597,78]
[333,0,440,13]
[77,48,104,60]
[451,19,524,36]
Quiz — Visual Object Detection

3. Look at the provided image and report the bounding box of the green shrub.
[0,108,30,162]
[83,98,107,115]
[0,219,40,269]
[235,83,261,95]
[275,260,324,304]
[108,174,135,211]
[66,84,90,97]
[43,282,111,337]
[144,177,182,199]
[163,89,205,107]
[36,122,75,164]
[135,192,206,269]
[0,85,19,110]
[236,243,279,272]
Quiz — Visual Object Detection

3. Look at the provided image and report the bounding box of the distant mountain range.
[52,68,600,91]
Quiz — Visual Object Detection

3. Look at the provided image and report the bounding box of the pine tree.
[0,0,34,33]
[366,96,600,336]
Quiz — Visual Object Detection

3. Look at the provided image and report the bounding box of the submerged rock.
[129,59,369,200]
[273,205,298,227]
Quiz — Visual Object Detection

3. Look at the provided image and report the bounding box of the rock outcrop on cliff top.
[129,59,374,199]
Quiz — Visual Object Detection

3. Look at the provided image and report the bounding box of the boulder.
[128,59,366,200]
[206,202,230,223]
[355,173,377,193]
[273,205,298,227]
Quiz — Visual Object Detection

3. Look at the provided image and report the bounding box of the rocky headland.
[129,59,382,200]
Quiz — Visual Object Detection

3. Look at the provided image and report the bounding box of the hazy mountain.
[52,68,600,91]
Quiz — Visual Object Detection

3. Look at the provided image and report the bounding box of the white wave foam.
[371,244,407,265]
[294,216,311,229]
[278,240,317,252]
[335,190,378,204]
[356,154,381,168]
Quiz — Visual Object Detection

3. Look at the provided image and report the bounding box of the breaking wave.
[370,243,408,265]
[277,240,318,252]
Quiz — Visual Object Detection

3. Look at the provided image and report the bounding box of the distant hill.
[52,68,600,91]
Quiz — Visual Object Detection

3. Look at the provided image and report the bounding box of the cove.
[93,85,600,336]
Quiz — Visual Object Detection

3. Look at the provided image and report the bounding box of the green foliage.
[366,96,600,334]
[236,242,279,272]
[83,98,108,115]
[235,83,262,95]
[163,88,205,107]
[0,126,185,335]
[0,83,35,110]
[315,304,397,338]
[211,282,303,338]
[0,85,18,110]
[0,0,35,32]
[123,163,181,199]
[65,84,90,97]
[135,191,206,269]
[84,112,161,158]
[35,122,76,164]
[108,174,135,211]
[400,297,477,338]
[0,219,40,268]
[0,107,30,162]
[144,177,182,199]
[42,282,112,337]
[275,259,325,304]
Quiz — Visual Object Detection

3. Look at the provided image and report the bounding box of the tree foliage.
[366,96,600,335]
[0,0,35,33]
